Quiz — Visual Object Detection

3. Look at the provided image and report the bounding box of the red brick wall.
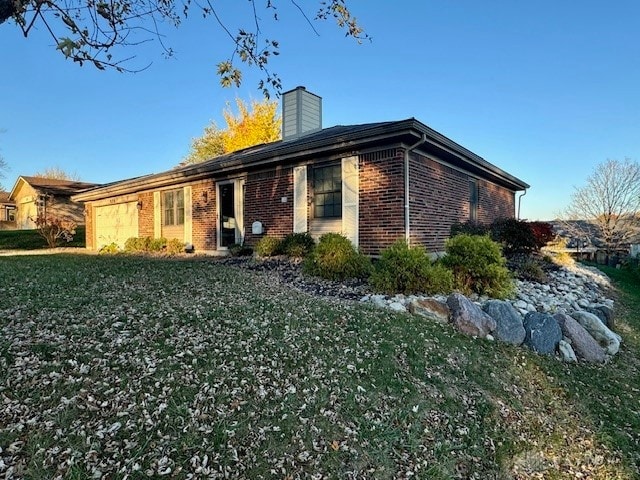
[409,152,516,252]
[138,192,154,238]
[359,149,406,255]
[244,167,294,245]
[477,179,515,224]
[191,180,217,251]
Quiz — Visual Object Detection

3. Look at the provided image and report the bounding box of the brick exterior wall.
[358,149,406,255]
[243,167,294,245]
[138,191,154,238]
[191,180,217,251]
[477,178,515,224]
[408,152,516,252]
[81,150,518,255]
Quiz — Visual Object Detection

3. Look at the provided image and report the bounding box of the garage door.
[95,202,139,249]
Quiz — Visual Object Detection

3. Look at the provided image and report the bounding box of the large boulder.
[482,300,526,346]
[571,311,621,355]
[408,298,450,324]
[554,313,606,363]
[447,293,496,337]
[522,312,562,355]
[584,304,615,329]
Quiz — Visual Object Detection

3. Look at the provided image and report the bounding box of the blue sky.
[1,0,639,220]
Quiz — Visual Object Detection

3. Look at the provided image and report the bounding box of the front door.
[219,183,236,247]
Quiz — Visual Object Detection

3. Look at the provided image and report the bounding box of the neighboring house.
[9,176,98,230]
[0,191,16,228]
[73,87,529,254]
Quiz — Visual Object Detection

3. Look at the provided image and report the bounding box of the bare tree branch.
[562,158,640,253]
[1,0,369,95]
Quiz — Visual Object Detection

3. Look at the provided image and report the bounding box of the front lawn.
[0,227,86,250]
[0,255,638,478]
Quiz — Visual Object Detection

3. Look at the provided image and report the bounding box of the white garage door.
[95,202,139,249]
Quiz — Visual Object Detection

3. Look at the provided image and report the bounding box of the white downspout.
[405,134,428,245]
[517,188,528,220]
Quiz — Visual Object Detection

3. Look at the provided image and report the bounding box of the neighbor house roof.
[73,118,530,202]
[0,191,13,204]
[9,176,99,201]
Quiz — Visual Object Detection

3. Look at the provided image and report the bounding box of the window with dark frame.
[313,164,342,219]
[469,179,479,222]
[163,189,185,226]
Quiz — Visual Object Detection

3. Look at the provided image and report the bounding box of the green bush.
[303,233,371,281]
[450,221,490,237]
[124,236,151,252]
[123,236,184,255]
[254,236,283,257]
[281,232,315,258]
[442,234,513,298]
[99,242,120,254]
[229,243,254,257]
[370,239,453,294]
[510,257,548,283]
[149,237,167,252]
[490,218,537,254]
[165,238,186,255]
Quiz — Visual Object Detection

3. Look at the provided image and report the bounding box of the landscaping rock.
[571,311,621,355]
[388,302,407,313]
[558,340,577,362]
[523,312,562,355]
[408,298,450,324]
[447,293,496,337]
[554,313,606,363]
[585,304,615,329]
[482,300,526,346]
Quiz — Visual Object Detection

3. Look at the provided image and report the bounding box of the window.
[163,189,184,226]
[313,164,342,218]
[7,208,15,222]
[469,179,479,222]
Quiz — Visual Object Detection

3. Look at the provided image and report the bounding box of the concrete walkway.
[0,248,94,256]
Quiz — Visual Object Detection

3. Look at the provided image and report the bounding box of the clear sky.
[1,0,639,220]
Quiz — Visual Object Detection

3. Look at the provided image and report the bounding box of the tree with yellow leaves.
[183,98,281,165]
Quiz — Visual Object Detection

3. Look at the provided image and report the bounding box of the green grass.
[0,255,638,478]
[0,226,85,249]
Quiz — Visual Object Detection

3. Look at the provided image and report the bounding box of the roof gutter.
[405,134,428,245]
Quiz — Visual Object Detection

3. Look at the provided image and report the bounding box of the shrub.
[124,236,151,253]
[31,214,77,248]
[123,236,184,255]
[450,221,490,237]
[303,233,371,281]
[99,242,120,254]
[370,239,453,294]
[529,221,555,250]
[442,234,513,298]
[165,238,186,255]
[149,237,167,252]
[229,243,254,256]
[510,256,549,283]
[281,232,315,258]
[490,218,537,254]
[254,236,283,257]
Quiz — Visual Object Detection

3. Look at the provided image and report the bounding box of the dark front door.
[220,183,236,247]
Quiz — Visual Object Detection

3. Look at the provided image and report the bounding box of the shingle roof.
[0,191,12,204]
[19,176,98,195]
[74,118,529,202]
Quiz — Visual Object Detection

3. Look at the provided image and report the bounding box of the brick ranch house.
[73,87,529,255]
